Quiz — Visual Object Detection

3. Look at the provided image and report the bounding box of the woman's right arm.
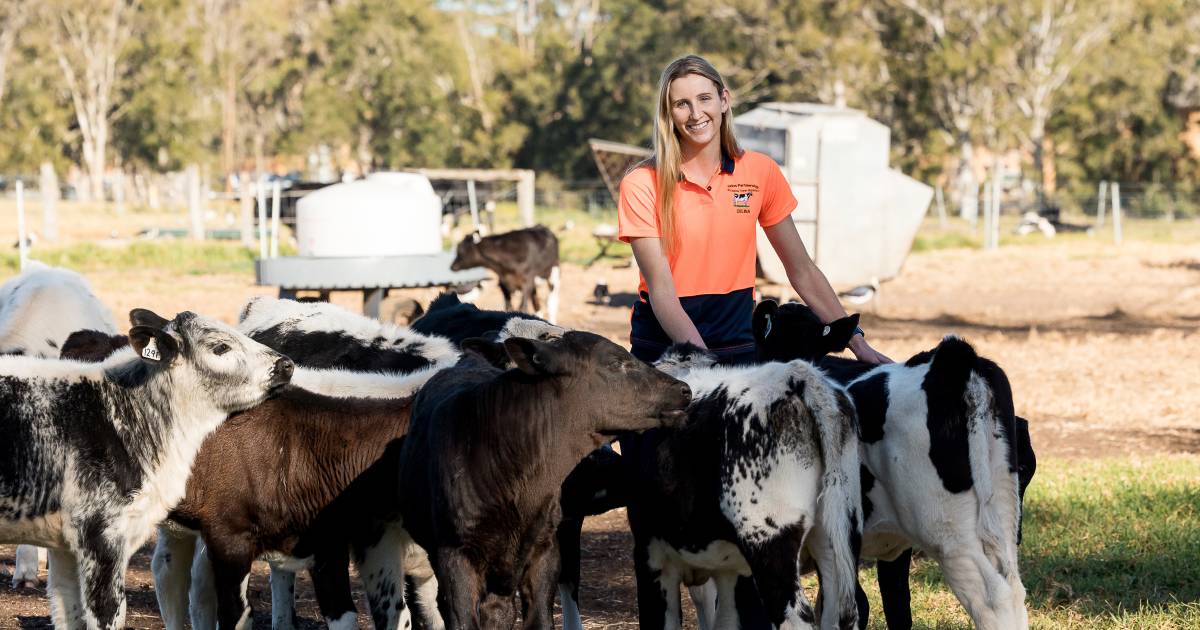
[629,237,707,348]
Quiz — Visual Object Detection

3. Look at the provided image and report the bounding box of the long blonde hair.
[650,55,742,256]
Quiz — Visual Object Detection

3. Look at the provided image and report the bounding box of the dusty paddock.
[2,230,1199,627]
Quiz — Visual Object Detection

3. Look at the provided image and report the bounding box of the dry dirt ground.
[1,220,1198,627]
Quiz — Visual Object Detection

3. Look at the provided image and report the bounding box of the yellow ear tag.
[142,338,162,361]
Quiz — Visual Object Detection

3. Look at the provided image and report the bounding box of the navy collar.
[720,151,735,174]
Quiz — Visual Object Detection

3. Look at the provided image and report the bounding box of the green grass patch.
[0,241,281,276]
[912,215,1200,253]
[853,456,1200,629]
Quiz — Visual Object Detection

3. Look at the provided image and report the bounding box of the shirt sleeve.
[758,157,797,228]
[618,167,661,243]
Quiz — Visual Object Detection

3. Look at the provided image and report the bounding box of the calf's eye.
[212,343,231,356]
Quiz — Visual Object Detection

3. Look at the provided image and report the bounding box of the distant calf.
[449,225,561,323]
[399,333,691,629]
[0,309,292,630]
[0,264,120,590]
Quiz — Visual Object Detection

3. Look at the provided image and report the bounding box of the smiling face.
[667,73,730,152]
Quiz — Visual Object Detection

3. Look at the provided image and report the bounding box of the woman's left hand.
[849,335,893,365]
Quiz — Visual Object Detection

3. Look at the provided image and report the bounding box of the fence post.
[114,169,126,216]
[257,177,268,258]
[1111,182,1122,246]
[239,175,254,247]
[40,162,59,242]
[16,180,29,270]
[270,180,281,258]
[935,184,947,229]
[517,170,535,227]
[467,179,480,233]
[188,165,205,240]
[1096,180,1107,227]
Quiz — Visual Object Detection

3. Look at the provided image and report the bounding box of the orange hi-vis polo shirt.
[617,149,797,356]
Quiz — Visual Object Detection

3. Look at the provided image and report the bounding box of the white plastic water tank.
[295,172,443,257]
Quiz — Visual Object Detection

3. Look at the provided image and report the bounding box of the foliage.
[1,0,1197,195]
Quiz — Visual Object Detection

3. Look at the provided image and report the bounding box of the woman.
[618,54,891,366]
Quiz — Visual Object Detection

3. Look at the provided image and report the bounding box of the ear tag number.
[142,338,162,361]
[822,325,831,337]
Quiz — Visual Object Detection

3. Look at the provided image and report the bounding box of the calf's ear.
[461,337,512,369]
[503,337,568,376]
[129,326,180,366]
[130,308,170,329]
[753,299,779,342]
[825,313,861,351]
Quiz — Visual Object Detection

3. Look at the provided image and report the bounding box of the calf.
[0,309,292,630]
[0,264,120,589]
[449,225,561,323]
[410,292,547,345]
[237,296,460,373]
[157,367,443,630]
[757,301,1032,630]
[398,332,692,629]
[57,330,450,630]
[620,345,863,630]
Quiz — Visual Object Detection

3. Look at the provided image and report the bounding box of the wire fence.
[3,171,1197,222]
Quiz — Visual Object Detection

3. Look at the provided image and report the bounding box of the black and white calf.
[757,302,1031,630]
[237,296,460,373]
[398,333,692,629]
[0,309,292,630]
[410,292,547,345]
[449,225,561,323]
[619,345,863,630]
[0,264,120,589]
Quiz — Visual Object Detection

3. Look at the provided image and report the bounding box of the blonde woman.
[618,54,892,366]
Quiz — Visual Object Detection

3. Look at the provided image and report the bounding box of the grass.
[851,456,1200,629]
[0,241,285,276]
[913,214,1200,252]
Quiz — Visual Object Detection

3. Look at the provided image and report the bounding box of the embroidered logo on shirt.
[732,191,753,212]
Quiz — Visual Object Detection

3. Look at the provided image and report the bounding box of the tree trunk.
[956,135,979,225]
[221,60,237,189]
[1030,112,1048,213]
[39,162,59,242]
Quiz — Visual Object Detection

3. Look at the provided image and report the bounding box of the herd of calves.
[0,262,1036,630]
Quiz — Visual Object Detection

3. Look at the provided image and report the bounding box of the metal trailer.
[734,103,933,294]
[254,174,488,319]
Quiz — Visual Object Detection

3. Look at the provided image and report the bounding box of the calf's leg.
[518,530,558,630]
[876,549,913,630]
[434,548,484,629]
[268,566,298,630]
[631,540,679,630]
[354,523,412,630]
[13,544,43,588]
[150,527,197,630]
[47,548,86,630]
[76,536,128,630]
[936,548,1028,630]
[311,546,358,630]
[555,517,584,630]
[189,541,219,630]
[207,545,255,630]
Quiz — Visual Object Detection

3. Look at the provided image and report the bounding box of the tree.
[880,0,1010,218]
[998,0,1132,203]
[0,0,31,106]
[44,0,139,201]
